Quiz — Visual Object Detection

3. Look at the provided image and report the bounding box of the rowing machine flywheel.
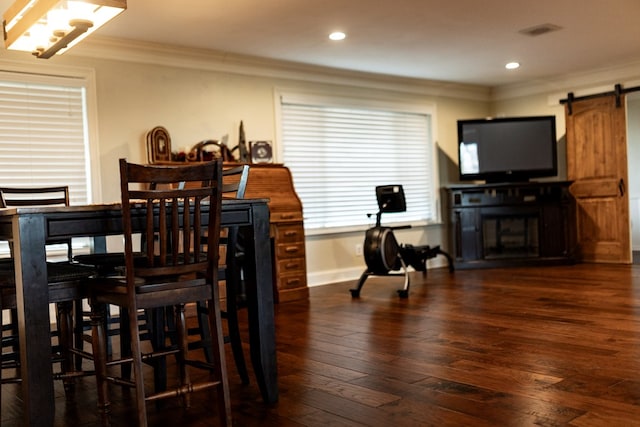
[364,226,401,275]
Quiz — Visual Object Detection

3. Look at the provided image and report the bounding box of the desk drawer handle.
[285,278,301,286]
[285,262,300,269]
[284,230,298,237]
[285,246,299,253]
[280,214,295,220]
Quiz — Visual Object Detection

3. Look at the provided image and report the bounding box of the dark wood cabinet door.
[453,208,480,261]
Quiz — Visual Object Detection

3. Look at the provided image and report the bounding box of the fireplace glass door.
[482,215,539,259]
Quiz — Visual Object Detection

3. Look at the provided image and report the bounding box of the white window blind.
[280,94,437,233]
[0,77,90,205]
[0,74,92,256]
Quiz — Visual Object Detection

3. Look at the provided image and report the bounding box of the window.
[0,71,93,254]
[279,93,438,234]
[0,74,91,203]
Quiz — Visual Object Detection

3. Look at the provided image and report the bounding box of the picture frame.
[250,140,273,163]
[146,126,172,163]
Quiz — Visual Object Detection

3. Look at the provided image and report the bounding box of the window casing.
[279,93,439,235]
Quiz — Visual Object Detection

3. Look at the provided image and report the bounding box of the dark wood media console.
[446,181,577,269]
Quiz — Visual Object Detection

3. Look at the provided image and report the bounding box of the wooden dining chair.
[87,159,231,426]
[190,163,251,384]
[0,186,73,258]
[219,164,251,384]
[0,186,96,404]
[131,163,252,392]
[77,164,253,386]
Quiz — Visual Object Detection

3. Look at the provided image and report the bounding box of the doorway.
[628,93,640,263]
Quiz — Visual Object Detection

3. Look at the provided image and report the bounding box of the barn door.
[565,94,631,263]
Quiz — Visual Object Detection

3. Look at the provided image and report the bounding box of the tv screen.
[457,116,558,183]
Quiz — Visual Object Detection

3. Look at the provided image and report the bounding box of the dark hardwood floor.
[4,263,640,426]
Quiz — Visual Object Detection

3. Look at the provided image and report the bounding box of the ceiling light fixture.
[505,62,520,70]
[2,0,127,59]
[329,31,345,41]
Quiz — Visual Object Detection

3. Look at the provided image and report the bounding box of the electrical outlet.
[355,243,363,256]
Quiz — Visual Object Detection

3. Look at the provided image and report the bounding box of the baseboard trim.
[307,258,450,287]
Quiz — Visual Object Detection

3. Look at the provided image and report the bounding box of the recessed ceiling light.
[505,62,520,70]
[329,31,346,41]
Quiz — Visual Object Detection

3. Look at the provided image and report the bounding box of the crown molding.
[0,53,96,80]
[70,36,492,102]
[5,35,639,104]
[492,60,640,102]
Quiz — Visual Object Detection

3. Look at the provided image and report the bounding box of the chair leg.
[174,303,191,408]
[195,301,214,363]
[128,304,148,427]
[197,298,249,384]
[9,308,19,354]
[56,301,75,393]
[225,297,249,385]
[89,301,111,420]
[119,307,132,379]
[207,297,232,426]
[73,299,87,371]
[103,305,113,357]
[146,307,168,393]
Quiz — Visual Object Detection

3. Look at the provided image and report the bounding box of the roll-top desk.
[243,164,309,302]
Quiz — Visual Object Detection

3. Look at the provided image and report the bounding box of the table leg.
[244,203,278,403]
[13,213,55,426]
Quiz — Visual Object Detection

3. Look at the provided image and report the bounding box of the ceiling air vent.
[518,23,562,37]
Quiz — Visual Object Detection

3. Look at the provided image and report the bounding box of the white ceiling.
[3,0,640,87]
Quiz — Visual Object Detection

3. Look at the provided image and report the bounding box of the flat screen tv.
[457,116,558,183]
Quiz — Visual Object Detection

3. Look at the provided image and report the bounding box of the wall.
[0,42,490,286]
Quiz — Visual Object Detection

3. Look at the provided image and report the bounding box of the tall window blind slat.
[281,98,437,233]
[0,80,90,206]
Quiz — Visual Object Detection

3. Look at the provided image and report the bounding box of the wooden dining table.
[0,198,278,427]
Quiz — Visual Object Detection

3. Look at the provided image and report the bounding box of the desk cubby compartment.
[446,181,577,269]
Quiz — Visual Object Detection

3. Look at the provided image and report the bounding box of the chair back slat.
[0,186,69,207]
